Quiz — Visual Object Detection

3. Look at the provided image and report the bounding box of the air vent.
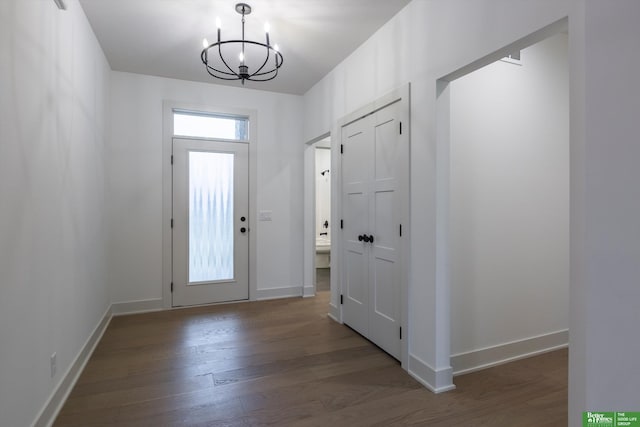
[501,50,522,66]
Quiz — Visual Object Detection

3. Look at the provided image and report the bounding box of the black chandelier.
[201,3,284,84]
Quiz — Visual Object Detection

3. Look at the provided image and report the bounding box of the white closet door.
[341,115,373,336]
[368,102,404,358]
[341,100,406,360]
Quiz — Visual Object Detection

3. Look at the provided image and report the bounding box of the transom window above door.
[173,110,249,141]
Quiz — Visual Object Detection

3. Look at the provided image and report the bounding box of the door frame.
[335,83,410,369]
[303,133,331,299]
[436,18,569,386]
[162,101,258,309]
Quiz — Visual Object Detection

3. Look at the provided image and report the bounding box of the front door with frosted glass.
[172,138,249,306]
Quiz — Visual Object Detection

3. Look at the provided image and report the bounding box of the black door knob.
[368,235,374,243]
[363,235,371,243]
[240,227,247,233]
[358,234,364,241]
[240,216,246,222]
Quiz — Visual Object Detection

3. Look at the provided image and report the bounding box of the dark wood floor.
[316,268,330,292]
[54,291,567,426]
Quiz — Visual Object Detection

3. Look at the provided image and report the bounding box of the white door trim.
[303,132,331,299]
[162,101,258,309]
[335,83,410,369]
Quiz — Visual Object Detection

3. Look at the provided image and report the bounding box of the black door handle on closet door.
[358,234,364,242]
[368,235,374,243]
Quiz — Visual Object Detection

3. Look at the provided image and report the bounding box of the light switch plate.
[258,210,272,221]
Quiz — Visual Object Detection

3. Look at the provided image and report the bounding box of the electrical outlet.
[50,353,57,378]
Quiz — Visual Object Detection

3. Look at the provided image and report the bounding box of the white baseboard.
[32,306,113,427]
[302,285,315,298]
[408,354,456,393]
[256,286,303,300]
[111,298,163,316]
[451,329,569,376]
[328,302,340,322]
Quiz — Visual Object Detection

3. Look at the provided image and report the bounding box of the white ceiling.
[78,0,411,95]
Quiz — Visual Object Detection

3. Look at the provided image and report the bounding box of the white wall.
[108,72,304,305]
[0,1,111,426]
[449,34,569,367]
[571,0,640,416]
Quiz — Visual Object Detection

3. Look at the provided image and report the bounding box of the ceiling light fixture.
[201,3,283,84]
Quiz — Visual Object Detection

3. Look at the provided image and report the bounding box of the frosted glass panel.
[189,151,234,282]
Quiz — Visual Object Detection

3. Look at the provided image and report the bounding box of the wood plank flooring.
[316,268,330,292]
[54,292,567,426]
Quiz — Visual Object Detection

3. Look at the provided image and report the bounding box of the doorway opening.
[303,132,331,298]
[437,20,569,380]
[315,138,332,292]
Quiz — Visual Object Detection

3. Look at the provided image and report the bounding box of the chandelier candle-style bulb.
[264,22,270,45]
[200,2,284,84]
[273,43,279,67]
[202,38,209,62]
